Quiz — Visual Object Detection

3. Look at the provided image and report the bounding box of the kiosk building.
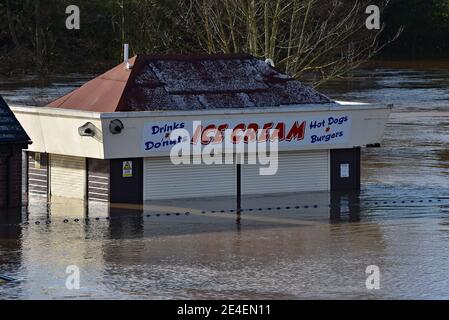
[11,54,390,204]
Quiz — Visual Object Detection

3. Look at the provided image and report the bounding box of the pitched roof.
[0,95,31,145]
[47,54,332,112]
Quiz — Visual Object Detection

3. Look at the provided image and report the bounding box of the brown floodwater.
[0,63,449,299]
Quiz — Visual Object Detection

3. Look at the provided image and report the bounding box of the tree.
[381,0,449,58]
[0,0,402,81]
[181,0,400,86]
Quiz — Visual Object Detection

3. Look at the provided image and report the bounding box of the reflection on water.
[330,191,361,223]
[0,75,91,107]
[1,63,449,299]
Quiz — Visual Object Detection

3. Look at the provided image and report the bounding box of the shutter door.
[144,157,235,200]
[50,154,86,199]
[242,150,329,195]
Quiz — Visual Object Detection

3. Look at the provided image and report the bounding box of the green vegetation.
[382,0,449,58]
[1,0,447,82]
[1,0,186,74]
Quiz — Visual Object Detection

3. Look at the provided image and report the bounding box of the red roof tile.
[47,54,332,112]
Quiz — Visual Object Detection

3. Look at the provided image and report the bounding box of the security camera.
[109,119,124,134]
[78,122,96,137]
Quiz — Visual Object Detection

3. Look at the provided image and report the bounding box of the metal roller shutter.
[28,152,48,197]
[50,154,86,199]
[242,150,329,195]
[144,157,235,200]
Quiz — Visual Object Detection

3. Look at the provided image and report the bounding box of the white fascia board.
[99,102,391,119]
[10,105,102,119]
[11,102,391,120]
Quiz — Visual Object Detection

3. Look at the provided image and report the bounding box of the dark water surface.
[1,63,449,299]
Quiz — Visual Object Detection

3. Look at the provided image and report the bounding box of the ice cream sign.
[142,114,351,153]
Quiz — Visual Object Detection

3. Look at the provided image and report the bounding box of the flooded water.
[1,62,449,299]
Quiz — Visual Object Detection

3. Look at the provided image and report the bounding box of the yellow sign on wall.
[122,161,133,178]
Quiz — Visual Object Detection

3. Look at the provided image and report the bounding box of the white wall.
[12,103,391,160]
[11,106,105,158]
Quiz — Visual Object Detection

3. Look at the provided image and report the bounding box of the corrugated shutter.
[50,154,86,199]
[28,152,48,197]
[242,150,329,195]
[144,157,235,200]
[87,158,109,202]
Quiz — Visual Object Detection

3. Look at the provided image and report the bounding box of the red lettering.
[190,120,305,145]
[259,123,273,142]
[286,121,305,141]
[202,124,216,145]
[191,125,202,145]
[214,124,228,144]
[273,122,285,141]
[217,124,229,134]
[245,123,259,143]
[232,123,246,143]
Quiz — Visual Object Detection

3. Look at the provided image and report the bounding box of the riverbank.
[363,59,449,70]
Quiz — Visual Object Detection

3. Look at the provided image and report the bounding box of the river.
[0,62,448,299]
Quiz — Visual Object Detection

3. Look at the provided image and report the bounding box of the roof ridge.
[116,55,144,112]
[138,53,253,62]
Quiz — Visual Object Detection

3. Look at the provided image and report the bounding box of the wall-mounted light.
[109,119,124,134]
[78,122,96,137]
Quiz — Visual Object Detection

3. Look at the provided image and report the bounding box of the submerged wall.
[0,144,26,208]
